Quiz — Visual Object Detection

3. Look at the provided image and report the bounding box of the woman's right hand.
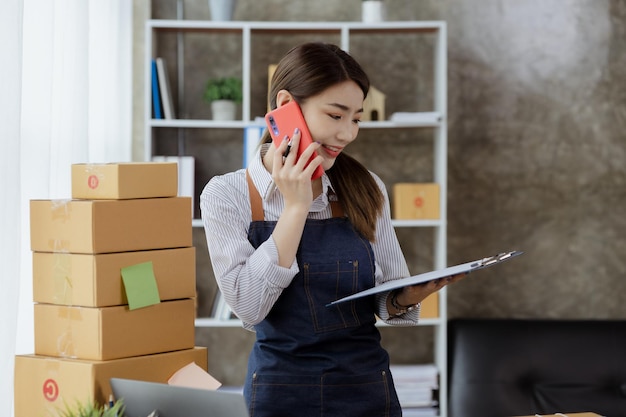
[269,128,322,268]
[271,127,322,210]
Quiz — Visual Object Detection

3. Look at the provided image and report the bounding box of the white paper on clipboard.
[327,251,523,306]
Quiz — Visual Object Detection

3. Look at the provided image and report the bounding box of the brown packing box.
[33,247,196,307]
[14,347,208,417]
[71,162,178,199]
[34,299,196,361]
[420,293,438,319]
[393,183,440,220]
[30,197,192,254]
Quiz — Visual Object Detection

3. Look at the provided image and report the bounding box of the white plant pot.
[211,100,237,121]
[362,1,385,23]
[209,0,237,21]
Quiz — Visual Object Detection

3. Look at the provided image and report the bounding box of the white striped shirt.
[200,145,420,330]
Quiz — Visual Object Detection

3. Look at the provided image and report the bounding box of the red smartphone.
[265,101,324,180]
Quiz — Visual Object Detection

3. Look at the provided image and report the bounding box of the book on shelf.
[211,290,233,321]
[156,57,176,119]
[243,123,266,167]
[152,156,195,217]
[390,364,439,410]
[151,59,163,119]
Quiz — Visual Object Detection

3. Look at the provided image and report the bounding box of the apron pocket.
[321,370,402,417]
[249,373,321,417]
[303,260,373,333]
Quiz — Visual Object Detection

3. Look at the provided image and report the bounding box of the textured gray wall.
[144,0,626,385]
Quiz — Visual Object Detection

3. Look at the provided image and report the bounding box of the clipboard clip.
[471,251,519,269]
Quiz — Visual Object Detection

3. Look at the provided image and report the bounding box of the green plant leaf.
[55,398,125,417]
[203,76,243,103]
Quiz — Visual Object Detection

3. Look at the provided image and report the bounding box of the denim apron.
[243,172,401,417]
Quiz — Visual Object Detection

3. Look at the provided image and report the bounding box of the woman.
[201,42,462,417]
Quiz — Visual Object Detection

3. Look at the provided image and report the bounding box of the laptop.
[110,378,249,417]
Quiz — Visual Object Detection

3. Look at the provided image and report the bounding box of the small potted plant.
[209,0,237,21]
[203,76,243,121]
[57,398,125,417]
[362,0,385,23]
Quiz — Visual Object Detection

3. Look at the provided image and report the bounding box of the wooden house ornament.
[362,86,385,121]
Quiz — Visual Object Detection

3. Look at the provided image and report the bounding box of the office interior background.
[2,0,625,414]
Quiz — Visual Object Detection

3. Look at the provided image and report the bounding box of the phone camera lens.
[268,116,279,136]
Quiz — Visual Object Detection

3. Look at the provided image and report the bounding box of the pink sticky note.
[168,362,222,391]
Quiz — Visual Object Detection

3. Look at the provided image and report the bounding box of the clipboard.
[327,251,523,306]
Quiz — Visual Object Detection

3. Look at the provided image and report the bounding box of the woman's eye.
[353,119,361,125]
[329,114,342,120]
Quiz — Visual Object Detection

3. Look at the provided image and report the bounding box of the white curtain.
[0,1,132,416]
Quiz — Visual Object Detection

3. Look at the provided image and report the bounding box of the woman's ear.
[275,90,294,107]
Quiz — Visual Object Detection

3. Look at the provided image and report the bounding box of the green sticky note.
[121,261,161,310]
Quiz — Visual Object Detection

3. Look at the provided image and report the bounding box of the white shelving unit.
[145,19,447,416]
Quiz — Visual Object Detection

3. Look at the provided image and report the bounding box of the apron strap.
[246,169,265,222]
[245,169,344,220]
[329,194,345,218]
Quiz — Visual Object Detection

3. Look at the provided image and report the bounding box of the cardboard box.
[33,247,196,307]
[393,183,440,220]
[14,347,208,417]
[34,299,196,361]
[30,197,192,254]
[71,162,178,200]
[420,293,439,319]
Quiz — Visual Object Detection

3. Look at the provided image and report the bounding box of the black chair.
[448,318,626,417]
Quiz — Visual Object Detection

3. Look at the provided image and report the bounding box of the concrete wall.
[137,0,626,385]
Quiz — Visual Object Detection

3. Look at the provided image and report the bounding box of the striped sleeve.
[200,170,298,330]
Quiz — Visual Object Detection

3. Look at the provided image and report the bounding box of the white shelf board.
[150,116,442,129]
[150,119,248,129]
[391,219,443,228]
[148,20,445,32]
[195,318,243,328]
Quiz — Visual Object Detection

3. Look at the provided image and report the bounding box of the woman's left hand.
[396,273,467,306]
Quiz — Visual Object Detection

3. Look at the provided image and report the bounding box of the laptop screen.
[110,378,249,417]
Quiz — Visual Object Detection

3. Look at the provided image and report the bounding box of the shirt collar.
[248,144,275,200]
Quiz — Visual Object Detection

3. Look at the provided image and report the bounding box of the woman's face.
[299,80,364,172]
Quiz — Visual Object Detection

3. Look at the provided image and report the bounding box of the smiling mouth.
[322,144,342,158]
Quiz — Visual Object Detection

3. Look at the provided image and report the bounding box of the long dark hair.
[265,42,384,241]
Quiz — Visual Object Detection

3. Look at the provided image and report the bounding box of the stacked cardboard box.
[15,162,207,417]
[392,183,440,220]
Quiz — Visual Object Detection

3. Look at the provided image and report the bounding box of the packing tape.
[83,163,107,190]
[52,252,73,305]
[55,306,82,359]
[50,199,71,221]
[44,358,61,373]
[48,200,72,252]
[49,239,70,254]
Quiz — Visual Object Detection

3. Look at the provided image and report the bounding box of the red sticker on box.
[43,378,59,402]
[87,175,99,189]
[413,196,424,208]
